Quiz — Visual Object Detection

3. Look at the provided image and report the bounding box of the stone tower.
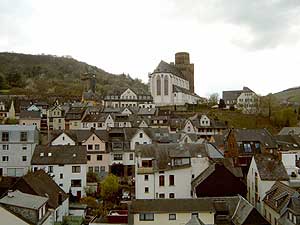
[174,52,195,93]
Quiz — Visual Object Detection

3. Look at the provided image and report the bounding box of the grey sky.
[0,0,299,97]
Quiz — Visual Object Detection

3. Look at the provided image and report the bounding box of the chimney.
[7,190,14,198]
[58,192,63,205]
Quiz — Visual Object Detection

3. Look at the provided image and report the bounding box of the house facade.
[0,125,39,177]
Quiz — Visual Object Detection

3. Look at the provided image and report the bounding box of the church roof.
[153,60,186,80]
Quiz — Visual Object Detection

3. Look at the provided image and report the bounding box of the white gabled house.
[50,132,76,146]
[31,145,87,199]
[247,155,289,214]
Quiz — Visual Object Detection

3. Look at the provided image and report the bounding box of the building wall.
[51,133,76,146]
[130,130,152,150]
[0,206,29,225]
[133,212,214,225]
[32,164,87,198]
[0,126,39,177]
[19,119,41,130]
[54,198,69,222]
[263,204,280,225]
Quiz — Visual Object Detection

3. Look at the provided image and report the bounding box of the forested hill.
[0,52,148,97]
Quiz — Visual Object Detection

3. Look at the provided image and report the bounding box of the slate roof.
[185,216,205,225]
[222,87,254,102]
[153,60,185,79]
[0,124,37,131]
[137,108,156,116]
[263,181,299,214]
[130,198,215,213]
[65,107,86,120]
[279,127,300,135]
[136,143,223,171]
[13,170,68,209]
[31,145,87,165]
[254,154,289,181]
[50,130,109,144]
[287,196,300,215]
[234,128,277,148]
[19,110,41,119]
[0,190,48,210]
[275,135,300,151]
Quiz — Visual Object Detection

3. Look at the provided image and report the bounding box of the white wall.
[51,133,76,146]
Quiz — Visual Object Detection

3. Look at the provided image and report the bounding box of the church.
[149,52,200,106]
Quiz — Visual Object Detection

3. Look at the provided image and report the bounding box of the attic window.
[73,153,77,157]
[40,153,44,157]
[48,153,52,157]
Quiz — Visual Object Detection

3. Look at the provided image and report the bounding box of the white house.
[0,125,39,177]
[247,155,289,214]
[50,131,76,146]
[31,145,87,199]
[135,143,223,200]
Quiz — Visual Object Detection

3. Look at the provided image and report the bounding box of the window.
[100,166,105,172]
[139,213,154,221]
[22,156,27,161]
[87,155,91,161]
[97,155,102,161]
[156,76,161,96]
[139,133,143,138]
[169,193,175,198]
[71,179,82,187]
[2,145,8,150]
[20,132,27,142]
[88,167,93,172]
[22,146,27,150]
[95,144,100,150]
[2,132,9,142]
[59,183,63,187]
[169,175,174,186]
[48,166,53,173]
[169,214,176,220]
[87,145,93,150]
[60,173,63,179]
[95,166,100,173]
[114,154,122,160]
[159,175,165,186]
[2,156,8,161]
[159,193,165,198]
[72,166,81,173]
[145,187,149,193]
[243,143,252,153]
[164,77,169,95]
[129,153,134,160]
[144,175,149,181]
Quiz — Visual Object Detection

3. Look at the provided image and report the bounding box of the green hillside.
[272,87,300,103]
[0,52,148,97]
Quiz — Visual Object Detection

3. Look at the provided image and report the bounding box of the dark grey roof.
[19,110,41,119]
[136,143,222,171]
[137,108,156,116]
[263,181,299,214]
[185,216,205,225]
[254,155,289,181]
[275,135,300,151]
[31,145,87,165]
[130,198,215,213]
[222,87,255,101]
[234,128,277,148]
[13,170,68,209]
[153,60,185,79]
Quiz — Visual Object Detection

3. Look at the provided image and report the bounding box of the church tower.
[174,52,195,93]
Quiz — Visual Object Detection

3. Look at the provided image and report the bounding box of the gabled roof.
[19,110,41,119]
[13,170,68,209]
[153,60,185,79]
[263,181,299,214]
[233,128,277,149]
[31,145,87,165]
[279,127,300,135]
[254,155,289,181]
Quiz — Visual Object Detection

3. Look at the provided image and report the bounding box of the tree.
[208,93,219,105]
[100,174,119,203]
[218,99,226,109]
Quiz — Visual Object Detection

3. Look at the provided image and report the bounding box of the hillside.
[0,52,148,97]
[272,86,300,104]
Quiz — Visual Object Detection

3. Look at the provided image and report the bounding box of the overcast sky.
[1,0,300,97]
